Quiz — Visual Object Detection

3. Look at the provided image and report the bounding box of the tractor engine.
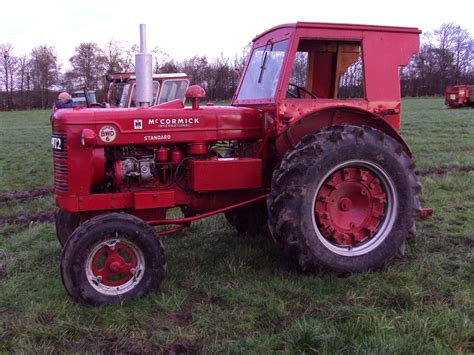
[109,143,210,190]
[117,147,156,182]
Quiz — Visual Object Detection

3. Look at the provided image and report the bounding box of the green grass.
[0,98,473,352]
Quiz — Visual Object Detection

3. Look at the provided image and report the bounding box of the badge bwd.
[99,125,117,142]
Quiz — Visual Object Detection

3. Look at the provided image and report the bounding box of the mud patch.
[0,188,52,203]
[0,211,55,226]
[164,339,203,354]
[164,310,193,327]
[416,166,474,176]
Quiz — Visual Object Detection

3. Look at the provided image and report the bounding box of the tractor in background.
[105,72,191,108]
[445,85,474,108]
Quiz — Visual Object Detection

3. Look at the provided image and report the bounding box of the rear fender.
[274,107,412,159]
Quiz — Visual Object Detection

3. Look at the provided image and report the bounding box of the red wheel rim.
[91,243,138,287]
[314,166,387,247]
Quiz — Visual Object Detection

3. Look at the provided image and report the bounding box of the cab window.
[129,81,161,107]
[288,40,364,99]
[158,80,189,104]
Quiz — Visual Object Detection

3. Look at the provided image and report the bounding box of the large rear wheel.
[268,125,421,274]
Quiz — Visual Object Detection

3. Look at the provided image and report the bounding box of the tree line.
[0,22,472,111]
[0,40,248,110]
[401,23,473,96]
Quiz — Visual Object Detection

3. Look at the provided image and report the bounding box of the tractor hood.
[51,104,264,145]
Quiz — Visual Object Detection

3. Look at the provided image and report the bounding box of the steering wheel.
[287,83,317,99]
[88,102,105,108]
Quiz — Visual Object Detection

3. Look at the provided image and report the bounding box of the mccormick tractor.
[52,23,427,305]
[445,84,474,108]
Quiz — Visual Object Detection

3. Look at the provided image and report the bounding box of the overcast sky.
[2,0,473,69]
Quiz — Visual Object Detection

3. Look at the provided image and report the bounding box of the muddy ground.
[1,164,472,227]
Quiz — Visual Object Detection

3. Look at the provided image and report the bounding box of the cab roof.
[253,22,421,42]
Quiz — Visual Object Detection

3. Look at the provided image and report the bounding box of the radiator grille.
[53,133,69,192]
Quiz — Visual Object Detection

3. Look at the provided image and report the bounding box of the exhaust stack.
[135,24,153,107]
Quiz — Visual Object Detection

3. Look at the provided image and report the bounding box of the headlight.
[81,129,97,147]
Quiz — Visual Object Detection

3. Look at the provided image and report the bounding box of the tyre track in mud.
[0,188,54,227]
[0,188,52,203]
[415,166,474,176]
[0,210,55,226]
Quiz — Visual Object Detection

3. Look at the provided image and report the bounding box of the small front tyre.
[60,213,165,305]
[55,209,81,247]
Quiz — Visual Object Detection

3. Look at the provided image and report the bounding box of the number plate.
[51,136,64,151]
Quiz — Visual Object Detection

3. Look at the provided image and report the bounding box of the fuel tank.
[51,103,264,145]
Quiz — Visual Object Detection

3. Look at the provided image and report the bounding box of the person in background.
[54,92,76,110]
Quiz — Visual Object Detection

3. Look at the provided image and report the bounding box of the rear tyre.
[268,125,421,274]
[60,213,165,305]
[55,209,81,247]
[225,200,269,236]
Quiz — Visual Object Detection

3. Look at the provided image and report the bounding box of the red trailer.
[445,85,474,108]
[51,23,429,305]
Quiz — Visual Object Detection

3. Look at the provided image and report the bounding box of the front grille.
[53,133,69,192]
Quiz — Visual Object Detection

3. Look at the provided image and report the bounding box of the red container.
[188,158,262,191]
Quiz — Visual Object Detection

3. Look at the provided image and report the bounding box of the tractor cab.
[233,22,421,133]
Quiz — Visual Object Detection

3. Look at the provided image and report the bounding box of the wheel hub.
[91,242,138,287]
[315,167,387,246]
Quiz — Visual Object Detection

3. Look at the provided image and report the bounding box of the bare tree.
[30,45,59,108]
[104,40,125,74]
[151,47,170,74]
[401,23,474,96]
[122,44,139,72]
[68,42,106,89]
[0,43,16,109]
[16,55,31,108]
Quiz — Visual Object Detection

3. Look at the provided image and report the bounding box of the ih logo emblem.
[134,120,143,129]
[99,125,117,143]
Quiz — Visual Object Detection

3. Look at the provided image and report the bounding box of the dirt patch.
[0,211,55,226]
[165,310,193,327]
[445,236,474,248]
[164,339,203,354]
[35,311,56,325]
[0,187,52,203]
[416,166,474,176]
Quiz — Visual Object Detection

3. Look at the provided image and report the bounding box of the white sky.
[2,0,473,70]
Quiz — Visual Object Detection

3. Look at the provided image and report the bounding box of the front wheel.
[60,213,165,305]
[55,209,81,247]
[268,125,421,274]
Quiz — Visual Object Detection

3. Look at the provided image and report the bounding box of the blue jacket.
[54,100,76,109]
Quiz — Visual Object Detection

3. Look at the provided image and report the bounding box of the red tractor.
[52,23,425,305]
[445,85,474,108]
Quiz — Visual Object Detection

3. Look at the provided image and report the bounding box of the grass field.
[0,98,473,352]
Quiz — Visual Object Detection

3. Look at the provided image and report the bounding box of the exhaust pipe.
[135,24,153,108]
